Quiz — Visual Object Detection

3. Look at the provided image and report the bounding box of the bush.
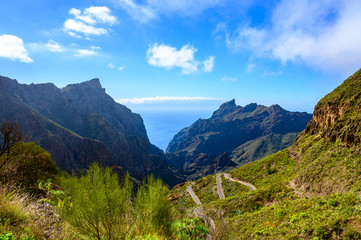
[0,142,59,194]
[314,226,330,239]
[0,233,14,240]
[172,218,209,240]
[60,163,133,240]
[133,175,174,237]
[60,164,175,239]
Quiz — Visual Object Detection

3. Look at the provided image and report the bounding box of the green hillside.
[170,68,361,239]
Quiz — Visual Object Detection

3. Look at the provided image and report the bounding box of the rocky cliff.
[166,100,312,179]
[0,75,182,186]
[300,68,361,146]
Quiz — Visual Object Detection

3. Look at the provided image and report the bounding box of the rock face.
[0,76,182,186]
[300,68,361,146]
[166,100,312,179]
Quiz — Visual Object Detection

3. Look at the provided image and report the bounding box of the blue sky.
[1,0,361,115]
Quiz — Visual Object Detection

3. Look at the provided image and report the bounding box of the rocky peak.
[212,99,238,118]
[83,78,103,89]
[243,103,258,113]
[62,78,104,93]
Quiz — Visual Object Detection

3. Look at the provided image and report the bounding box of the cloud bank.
[117,96,220,104]
[0,35,33,63]
[115,0,223,23]
[223,0,361,74]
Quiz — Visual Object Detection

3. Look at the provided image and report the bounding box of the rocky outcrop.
[166,100,312,179]
[0,75,183,186]
[298,68,361,147]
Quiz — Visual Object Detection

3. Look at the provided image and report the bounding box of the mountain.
[170,68,361,239]
[0,75,183,186]
[166,100,312,179]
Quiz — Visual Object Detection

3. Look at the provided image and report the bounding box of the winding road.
[187,182,215,239]
[223,173,257,191]
[187,182,202,205]
[216,174,225,199]
[187,173,256,239]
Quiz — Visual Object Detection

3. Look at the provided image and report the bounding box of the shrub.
[0,142,59,194]
[60,163,133,240]
[133,175,174,237]
[314,226,330,239]
[343,226,361,239]
[0,233,14,240]
[60,164,174,239]
[0,187,29,226]
[172,218,209,240]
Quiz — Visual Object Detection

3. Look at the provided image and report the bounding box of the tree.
[0,120,25,169]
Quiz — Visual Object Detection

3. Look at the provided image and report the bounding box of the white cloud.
[74,46,100,56]
[203,56,215,72]
[0,34,33,63]
[116,0,157,23]
[147,43,214,74]
[64,19,108,36]
[116,96,220,104]
[108,63,114,69]
[118,66,125,70]
[45,40,65,52]
[64,6,117,37]
[147,44,198,74]
[225,0,361,74]
[70,6,117,25]
[146,0,223,16]
[115,0,225,22]
[221,76,238,82]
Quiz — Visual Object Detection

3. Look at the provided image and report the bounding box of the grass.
[193,175,218,204]
[0,186,30,227]
[220,174,250,198]
[230,149,296,190]
[168,182,196,219]
[0,184,81,239]
[224,192,361,239]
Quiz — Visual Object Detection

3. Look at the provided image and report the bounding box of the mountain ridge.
[0,75,183,186]
[166,100,312,179]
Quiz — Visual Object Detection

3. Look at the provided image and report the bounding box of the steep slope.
[166,100,312,179]
[0,76,182,186]
[170,68,361,239]
[288,68,361,196]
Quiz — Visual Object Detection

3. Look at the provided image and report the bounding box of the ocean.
[136,110,213,151]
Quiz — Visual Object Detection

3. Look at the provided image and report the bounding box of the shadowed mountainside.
[166,100,312,179]
[0,76,183,186]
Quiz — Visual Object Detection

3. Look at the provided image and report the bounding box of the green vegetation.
[172,218,209,240]
[0,121,209,239]
[58,163,174,239]
[168,182,195,218]
[193,175,218,204]
[319,68,361,105]
[230,149,296,190]
[220,174,249,198]
[223,192,361,239]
